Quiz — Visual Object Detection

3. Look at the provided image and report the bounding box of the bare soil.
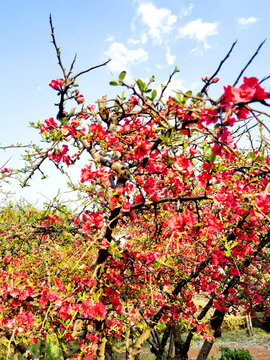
[119,331,270,360]
[187,332,270,359]
[188,344,270,360]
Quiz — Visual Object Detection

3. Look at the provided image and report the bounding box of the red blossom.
[129,96,139,108]
[76,94,85,104]
[122,201,131,212]
[1,168,9,173]
[40,117,57,133]
[49,78,64,90]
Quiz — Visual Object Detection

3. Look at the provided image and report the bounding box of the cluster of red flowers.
[49,78,64,90]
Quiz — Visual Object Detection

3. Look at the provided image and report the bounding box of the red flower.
[49,79,64,90]
[122,201,131,212]
[129,96,139,108]
[1,168,9,173]
[169,214,184,232]
[76,95,85,104]
[233,86,255,103]
[61,125,70,137]
[212,253,219,267]
[40,117,57,133]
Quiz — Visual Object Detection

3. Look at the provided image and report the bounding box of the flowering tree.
[0,19,270,360]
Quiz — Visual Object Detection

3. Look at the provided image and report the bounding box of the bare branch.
[130,195,208,211]
[49,14,67,79]
[158,66,179,102]
[259,74,270,84]
[1,157,11,169]
[73,59,111,81]
[233,39,266,87]
[201,41,237,94]
[67,53,77,78]
[0,144,31,150]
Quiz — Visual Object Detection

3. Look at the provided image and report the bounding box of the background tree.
[0,19,270,360]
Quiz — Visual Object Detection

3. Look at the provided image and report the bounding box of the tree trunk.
[196,341,214,360]
[168,328,174,359]
[246,315,254,336]
[39,337,46,360]
[127,326,152,360]
[172,324,188,360]
[196,310,225,360]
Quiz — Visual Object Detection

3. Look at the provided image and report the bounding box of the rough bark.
[196,310,225,360]
[173,324,188,360]
[127,327,152,360]
[246,315,254,336]
[96,322,107,360]
[39,338,46,360]
[3,328,39,360]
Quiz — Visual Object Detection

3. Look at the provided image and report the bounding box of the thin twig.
[73,59,111,81]
[233,39,266,87]
[1,157,11,169]
[67,53,77,78]
[49,14,67,79]
[248,108,270,134]
[0,144,31,150]
[201,41,237,94]
[259,75,270,84]
[158,66,179,102]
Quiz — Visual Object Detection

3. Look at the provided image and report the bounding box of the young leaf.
[136,79,146,92]
[151,89,157,100]
[110,81,119,86]
[119,71,126,82]
[170,97,181,105]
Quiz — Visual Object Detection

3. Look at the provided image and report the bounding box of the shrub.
[219,346,255,360]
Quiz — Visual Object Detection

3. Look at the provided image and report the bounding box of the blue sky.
[1,0,270,205]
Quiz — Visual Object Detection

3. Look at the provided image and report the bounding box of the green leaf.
[118,71,126,82]
[136,79,147,92]
[209,152,216,163]
[92,291,97,301]
[151,89,157,100]
[225,249,231,257]
[170,97,181,105]
[158,134,168,143]
[66,283,71,291]
[110,81,119,86]
[174,66,180,73]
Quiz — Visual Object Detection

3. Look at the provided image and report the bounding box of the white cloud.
[166,46,175,65]
[127,33,148,46]
[238,16,258,26]
[179,19,218,48]
[156,64,166,70]
[182,3,194,17]
[141,33,148,44]
[106,35,115,42]
[105,42,148,73]
[189,46,204,56]
[137,2,177,44]
[127,38,141,46]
